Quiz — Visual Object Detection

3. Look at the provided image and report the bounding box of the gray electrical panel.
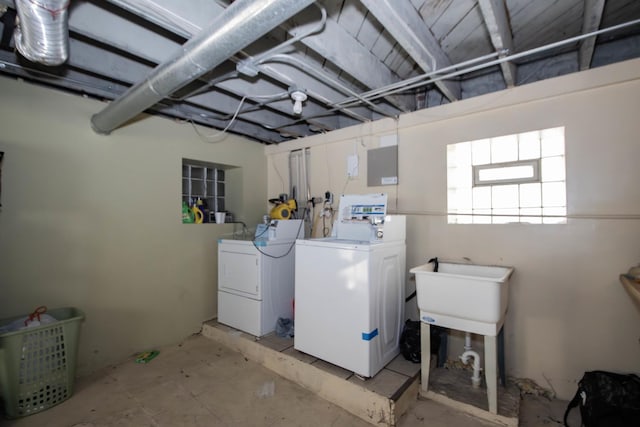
[367,145,398,186]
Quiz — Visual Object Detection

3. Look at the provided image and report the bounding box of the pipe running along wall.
[90,0,315,135]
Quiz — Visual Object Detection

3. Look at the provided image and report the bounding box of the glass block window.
[182,159,226,213]
[447,127,566,224]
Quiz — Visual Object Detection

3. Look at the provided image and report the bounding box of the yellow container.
[192,205,204,223]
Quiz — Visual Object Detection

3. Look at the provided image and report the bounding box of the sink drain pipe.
[460,350,482,388]
[464,331,473,352]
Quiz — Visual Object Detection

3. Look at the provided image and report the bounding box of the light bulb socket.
[293,100,303,115]
[289,89,307,115]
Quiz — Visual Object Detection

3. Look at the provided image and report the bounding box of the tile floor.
[0,334,578,426]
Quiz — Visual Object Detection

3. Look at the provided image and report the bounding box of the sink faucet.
[428,257,439,272]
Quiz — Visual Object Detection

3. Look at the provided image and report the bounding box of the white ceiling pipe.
[91,0,315,135]
[346,18,640,106]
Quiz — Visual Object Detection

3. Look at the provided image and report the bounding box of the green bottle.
[182,201,195,223]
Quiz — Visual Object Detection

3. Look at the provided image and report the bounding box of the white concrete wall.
[266,59,640,399]
[0,77,267,375]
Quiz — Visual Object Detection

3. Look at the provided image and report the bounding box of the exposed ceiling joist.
[69,3,308,138]
[104,0,206,37]
[255,53,399,120]
[101,0,382,132]
[91,0,317,135]
[0,50,132,99]
[580,0,606,70]
[0,50,286,143]
[284,6,414,113]
[478,0,517,88]
[359,0,461,102]
[70,1,176,64]
[0,0,638,144]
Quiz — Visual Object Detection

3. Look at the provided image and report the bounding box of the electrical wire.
[253,222,270,239]
[189,96,248,142]
[273,160,286,194]
[341,174,352,195]
[322,212,327,237]
[187,90,289,142]
[303,200,314,238]
[250,208,307,259]
[321,201,334,237]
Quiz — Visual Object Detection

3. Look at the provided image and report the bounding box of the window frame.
[182,159,226,214]
[473,159,541,187]
[447,127,567,224]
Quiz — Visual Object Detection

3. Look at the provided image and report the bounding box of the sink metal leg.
[484,334,498,414]
[497,326,506,386]
[437,327,448,368]
[420,322,431,392]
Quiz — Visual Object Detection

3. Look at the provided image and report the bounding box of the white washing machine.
[294,194,406,377]
[217,220,302,337]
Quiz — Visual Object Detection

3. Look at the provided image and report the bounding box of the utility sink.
[620,274,640,312]
[410,262,514,336]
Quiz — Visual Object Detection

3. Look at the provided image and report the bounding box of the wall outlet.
[324,191,333,204]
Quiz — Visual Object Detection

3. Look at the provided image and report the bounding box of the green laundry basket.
[0,307,84,419]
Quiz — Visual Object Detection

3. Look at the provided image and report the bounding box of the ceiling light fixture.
[289,87,307,115]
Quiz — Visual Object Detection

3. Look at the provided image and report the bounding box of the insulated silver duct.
[14,0,70,66]
[91,0,315,135]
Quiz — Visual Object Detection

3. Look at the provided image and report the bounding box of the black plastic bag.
[275,317,294,338]
[564,370,640,427]
[399,320,442,364]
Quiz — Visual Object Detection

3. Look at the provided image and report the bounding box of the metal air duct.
[91,0,315,135]
[14,0,70,66]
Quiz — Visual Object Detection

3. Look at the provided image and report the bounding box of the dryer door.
[218,244,260,299]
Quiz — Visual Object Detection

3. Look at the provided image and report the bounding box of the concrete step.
[202,320,419,427]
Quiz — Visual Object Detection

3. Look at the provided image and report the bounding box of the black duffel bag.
[399,319,442,364]
[564,370,640,426]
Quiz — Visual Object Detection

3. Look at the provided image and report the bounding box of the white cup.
[215,212,226,224]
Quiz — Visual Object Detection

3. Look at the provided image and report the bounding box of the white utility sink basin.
[410,262,514,336]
